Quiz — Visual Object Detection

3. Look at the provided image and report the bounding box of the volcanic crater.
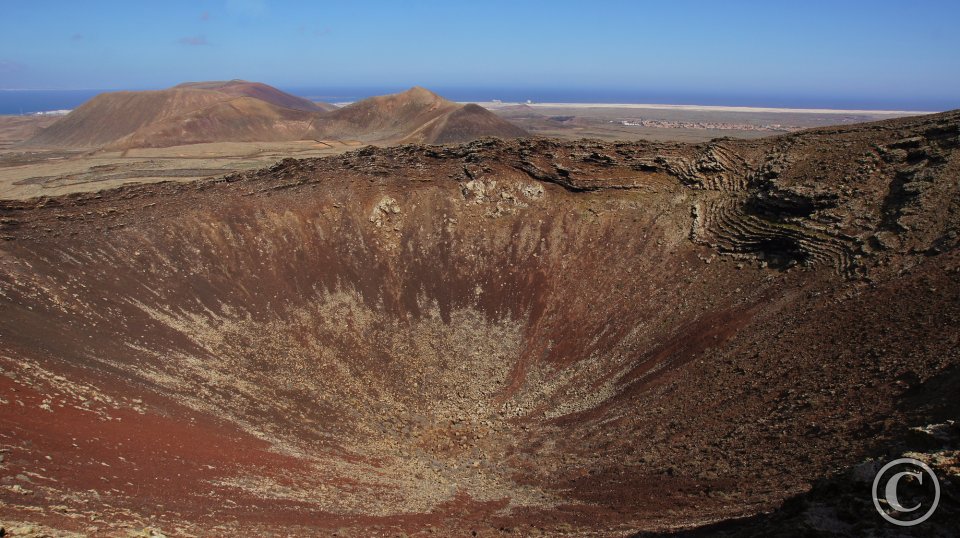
[1,111,959,536]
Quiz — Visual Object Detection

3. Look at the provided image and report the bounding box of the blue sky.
[1,0,958,109]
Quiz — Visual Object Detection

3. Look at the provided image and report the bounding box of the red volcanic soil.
[0,356,313,533]
[1,111,959,536]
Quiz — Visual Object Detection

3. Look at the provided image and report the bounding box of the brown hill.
[23,84,524,149]
[402,103,529,144]
[309,86,528,143]
[111,96,317,149]
[23,88,230,148]
[0,115,62,150]
[23,81,335,149]
[1,110,957,535]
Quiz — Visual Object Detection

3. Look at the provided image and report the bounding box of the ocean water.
[0,89,108,115]
[1,87,953,115]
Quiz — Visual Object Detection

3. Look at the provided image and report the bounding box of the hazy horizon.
[0,84,953,116]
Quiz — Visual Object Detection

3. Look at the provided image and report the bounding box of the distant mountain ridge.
[23,81,528,149]
[174,80,337,113]
[308,86,528,144]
